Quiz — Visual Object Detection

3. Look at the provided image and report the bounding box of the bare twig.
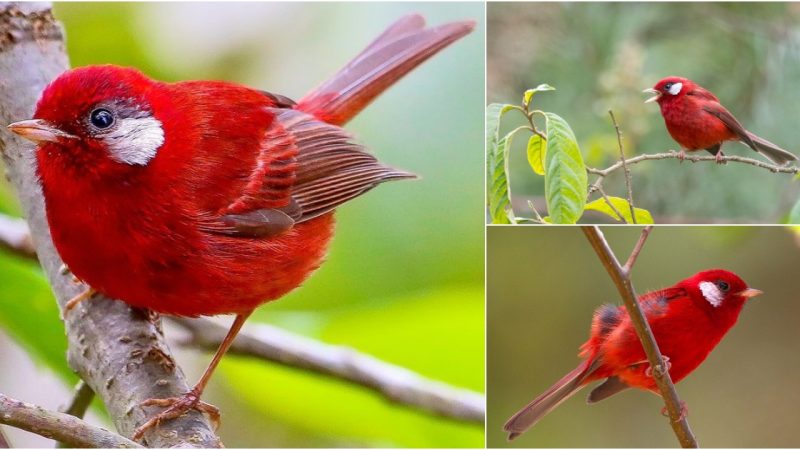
[596,186,629,224]
[171,317,485,423]
[588,150,799,177]
[582,226,699,448]
[0,214,35,260]
[0,3,219,447]
[59,381,94,420]
[0,392,142,448]
[608,110,636,223]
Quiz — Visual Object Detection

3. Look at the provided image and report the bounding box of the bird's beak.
[7,119,77,143]
[737,288,763,299]
[642,88,661,104]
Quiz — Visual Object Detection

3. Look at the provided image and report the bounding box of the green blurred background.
[0,2,485,447]
[487,226,800,447]
[488,2,800,223]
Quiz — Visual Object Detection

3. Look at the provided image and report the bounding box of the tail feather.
[297,14,475,126]
[744,131,797,165]
[503,358,598,441]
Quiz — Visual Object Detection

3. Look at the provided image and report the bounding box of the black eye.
[663,82,673,91]
[90,108,114,129]
[716,280,730,292]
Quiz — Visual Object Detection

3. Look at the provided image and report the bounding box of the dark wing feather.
[701,104,758,149]
[586,376,630,403]
[204,108,414,238]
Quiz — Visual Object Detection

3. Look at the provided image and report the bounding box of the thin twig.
[526,201,546,224]
[596,186,629,224]
[170,317,485,424]
[0,214,35,260]
[59,381,94,420]
[581,226,699,448]
[0,392,141,448]
[587,150,799,177]
[608,110,636,223]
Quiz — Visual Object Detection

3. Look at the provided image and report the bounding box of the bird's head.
[682,269,761,315]
[643,76,694,105]
[8,65,166,171]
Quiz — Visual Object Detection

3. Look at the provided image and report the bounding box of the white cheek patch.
[103,116,165,166]
[699,281,723,307]
[668,82,683,96]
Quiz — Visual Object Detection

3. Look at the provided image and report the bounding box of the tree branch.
[588,150,799,178]
[581,226,699,448]
[0,392,142,448]
[170,317,485,423]
[59,381,94,420]
[0,426,9,448]
[0,3,220,447]
[0,214,35,260]
[608,110,636,223]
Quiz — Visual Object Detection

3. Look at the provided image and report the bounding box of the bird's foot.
[661,400,688,422]
[677,150,686,163]
[644,355,671,378]
[715,152,726,164]
[64,287,96,313]
[132,388,220,441]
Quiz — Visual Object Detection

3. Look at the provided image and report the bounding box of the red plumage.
[9,14,474,439]
[645,76,797,165]
[504,269,761,441]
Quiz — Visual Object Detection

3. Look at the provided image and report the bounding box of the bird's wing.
[586,376,630,403]
[701,103,758,149]
[201,108,414,238]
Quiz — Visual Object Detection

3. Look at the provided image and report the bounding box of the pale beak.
[7,119,77,143]
[642,88,661,104]
[737,288,763,299]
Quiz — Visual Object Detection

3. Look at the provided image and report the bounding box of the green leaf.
[585,197,654,224]
[542,112,588,224]
[526,134,546,175]
[787,196,800,224]
[523,84,556,106]
[486,103,516,224]
[0,252,74,381]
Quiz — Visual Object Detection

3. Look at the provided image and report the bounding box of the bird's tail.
[503,358,598,441]
[296,14,474,126]
[744,131,798,165]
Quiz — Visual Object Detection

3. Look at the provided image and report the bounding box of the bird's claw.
[661,400,688,422]
[132,389,220,442]
[64,287,96,313]
[677,150,686,163]
[644,355,671,378]
[715,152,726,164]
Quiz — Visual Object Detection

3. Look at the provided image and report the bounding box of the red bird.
[644,76,797,165]
[504,269,761,441]
[8,15,474,440]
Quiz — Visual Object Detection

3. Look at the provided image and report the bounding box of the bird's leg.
[715,151,726,164]
[64,287,96,312]
[132,311,253,442]
[661,400,688,422]
[677,150,686,163]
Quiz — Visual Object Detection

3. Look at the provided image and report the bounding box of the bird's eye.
[715,280,730,292]
[663,82,673,91]
[89,108,115,129]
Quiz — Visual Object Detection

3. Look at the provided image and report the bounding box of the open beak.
[7,119,77,143]
[642,88,661,104]
[737,288,763,299]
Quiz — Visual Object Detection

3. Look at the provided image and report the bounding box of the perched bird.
[643,76,797,165]
[8,14,474,440]
[504,269,761,441]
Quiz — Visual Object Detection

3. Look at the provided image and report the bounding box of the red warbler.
[8,14,474,440]
[644,76,797,165]
[504,269,761,441]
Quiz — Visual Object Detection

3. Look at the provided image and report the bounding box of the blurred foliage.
[488,2,800,223]
[487,226,800,447]
[0,2,484,447]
